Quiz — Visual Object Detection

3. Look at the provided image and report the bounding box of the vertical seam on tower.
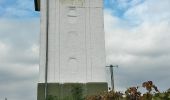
[54,0,56,82]
[84,0,88,83]
[58,0,61,83]
[89,0,92,81]
[45,0,49,99]
[102,0,107,82]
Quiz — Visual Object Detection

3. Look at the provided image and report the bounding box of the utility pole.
[106,65,118,91]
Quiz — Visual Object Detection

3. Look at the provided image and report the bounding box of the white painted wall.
[39,0,106,83]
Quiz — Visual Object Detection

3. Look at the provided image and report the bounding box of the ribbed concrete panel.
[47,0,56,82]
[54,0,60,83]
[39,0,106,83]
[59,3,87,83]
[90,0,103,7]
[90,8,106,82]
[39,0,46,83]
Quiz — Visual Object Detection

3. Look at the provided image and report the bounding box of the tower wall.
[39,0,106,83]
[38,0,107,99]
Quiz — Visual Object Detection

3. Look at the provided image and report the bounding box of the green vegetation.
[85,81,170,100]
[46,81,170,100]
[38,83,107,100]
[71,84,84,100]
[46,84,84,100]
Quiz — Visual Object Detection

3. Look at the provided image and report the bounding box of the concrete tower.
[35,0,107,99]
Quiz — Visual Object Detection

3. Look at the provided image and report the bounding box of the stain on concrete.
[60,0,84,6]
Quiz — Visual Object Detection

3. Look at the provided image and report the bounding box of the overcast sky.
[0,0,170,100]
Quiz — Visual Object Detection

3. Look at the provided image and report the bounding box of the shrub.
[85,91,123,100]
[86,81,170,100]
[46,81,170,100]
[71,84,84,100]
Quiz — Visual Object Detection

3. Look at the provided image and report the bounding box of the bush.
[71,84,84,100]
[86,81,170,100]
[46,81,170,100]
[86,91,123,100]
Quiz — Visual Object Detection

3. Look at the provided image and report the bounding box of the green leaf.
[159,93,165,97]
[168,95,170,98]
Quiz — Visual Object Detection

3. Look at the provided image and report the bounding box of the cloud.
[104,0,170,91]
[0,18,40,63]
[0,17,39,100]
[0,0,39,18]
[124,0,170,24]
[104,0,145,17]
[0,0,170,100]
[0,1,40,99]
[0,41,9,57]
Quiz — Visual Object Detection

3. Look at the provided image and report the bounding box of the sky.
[0,0,170,100]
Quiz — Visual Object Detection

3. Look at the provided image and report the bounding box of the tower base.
[37,82,108,100]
